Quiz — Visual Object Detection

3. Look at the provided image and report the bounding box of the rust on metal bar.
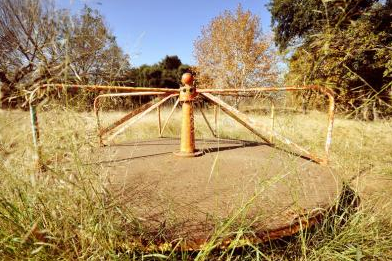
[157,105,162,136]
[160,98,180,137]
[214,105,218,135]
[42,78,334,164]
[93,92,167,145]
[94,92,166,99]
[107,94,178,142]
[173,73,203,157]
[202,93,325,164]
[198,85,333,94]
[270,100,275,142]
[199,106,217,138]
[43,83,180,93]
[324,93,335,163]
[202,93,271,144]
[99,100,155,138]
[200,85,335,163]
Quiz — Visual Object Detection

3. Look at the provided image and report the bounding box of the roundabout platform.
[98,138,341,249]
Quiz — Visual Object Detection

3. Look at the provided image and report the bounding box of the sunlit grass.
[0,103,391,260]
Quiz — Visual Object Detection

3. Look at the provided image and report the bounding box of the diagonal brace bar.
[201,93,324,164]
[107,94,178,142]
[199,106,217,138]
[160,97,180,137]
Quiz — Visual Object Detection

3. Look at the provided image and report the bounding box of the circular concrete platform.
[97,138,341,249]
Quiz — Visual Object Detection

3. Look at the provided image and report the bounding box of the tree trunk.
[372,100,379,121]
[0,83,11,109]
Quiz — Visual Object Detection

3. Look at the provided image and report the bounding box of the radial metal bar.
[202,93,271,144]
[95,92,165,99]
[99,100,155,137]
[93,92,167,145]
[202,93,325,164]
[160,97,180,137]
[43,84,180,93]
[200,85,335,163]
[157,106,162,136]
[107,94,178,142]
[198,85,334,95]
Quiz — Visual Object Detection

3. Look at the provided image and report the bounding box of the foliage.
[1,107,392,259]
[127,55,191,89]
[269,0,376,51]
[65,7,130,85]
[269,0,392,119]
[194,5,278,91]
[0,0,130,108]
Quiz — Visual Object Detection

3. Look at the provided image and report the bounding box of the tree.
[194,5,278,92]
[127,56,191,89]
[269,0,392,119]
[268,0,375,51]
[159,55,182,71]
[0,1,130,108]
[0,0,64,107]
[65,6,130,85]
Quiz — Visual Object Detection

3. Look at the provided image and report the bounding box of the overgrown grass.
[0,103,391,260]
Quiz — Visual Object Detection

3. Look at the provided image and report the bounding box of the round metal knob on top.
[179,73,197,102]
[181,73,194,86]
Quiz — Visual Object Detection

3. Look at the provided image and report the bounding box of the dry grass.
[0,103,392,260]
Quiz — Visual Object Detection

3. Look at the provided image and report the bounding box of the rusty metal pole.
[214,105,218,135]
[157,106,162,136]
[270,100,275,142]
[29,104,43,171]
[174,73,203,157]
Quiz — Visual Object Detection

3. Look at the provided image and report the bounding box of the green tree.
[159,55,182,70]
[127,56,191,89]
[269,0,392,119]
[269,0,375,51]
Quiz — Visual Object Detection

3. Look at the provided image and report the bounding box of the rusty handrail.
[34,81,335,164]
[42,83,180,93]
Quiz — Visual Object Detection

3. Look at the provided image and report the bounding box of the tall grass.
[0,104,391,260]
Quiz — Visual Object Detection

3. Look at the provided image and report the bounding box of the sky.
[55,0,272,67]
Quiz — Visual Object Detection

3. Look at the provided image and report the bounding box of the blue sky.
[55,0,272,67]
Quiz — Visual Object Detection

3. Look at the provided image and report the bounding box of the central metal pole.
[180,101,195,153]
[174,73,203,157]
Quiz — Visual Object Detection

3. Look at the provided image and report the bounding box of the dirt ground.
[93,137,341,248]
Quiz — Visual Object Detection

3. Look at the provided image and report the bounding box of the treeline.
[1,0,391,119]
